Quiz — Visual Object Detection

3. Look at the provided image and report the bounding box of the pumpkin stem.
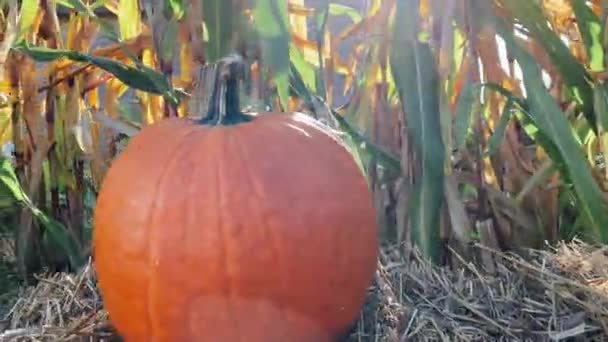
[199,54,252,126]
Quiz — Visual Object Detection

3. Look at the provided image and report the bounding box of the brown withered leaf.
[444,174,472,244]
[66,14,99,52]
[19,58,45,150]
[0,0,18,64]
[185,0,205,63]
[38,0,62,47]
[476,219,499,273]
[486,185,543,249]
[542,0,576,33]
[103,78,128,120]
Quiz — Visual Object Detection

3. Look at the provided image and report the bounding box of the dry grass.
[1,240,608,341]
[352,241,608,341]
[0,261,114,341]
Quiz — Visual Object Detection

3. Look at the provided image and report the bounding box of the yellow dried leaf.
[118,0,142,40]
[287,1,315,16]
[289,0,308,40]
[420,0,430,18]
[138,48,164,124]
[501,77,520,93]
[0,109,12,146]
[72,103,95,155]
[178,21,192,89]
[20,60,46,147]
[104,78,128,119]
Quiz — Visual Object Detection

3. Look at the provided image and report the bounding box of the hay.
[353,241,608,341]
[0,261,115,341]
[1,240,607,341]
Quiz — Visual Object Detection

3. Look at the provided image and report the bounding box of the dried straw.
[352,240,608,341]
[0,260,115,341]
[1,239,607,341]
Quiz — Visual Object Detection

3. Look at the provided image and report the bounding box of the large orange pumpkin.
[93,55,379,342]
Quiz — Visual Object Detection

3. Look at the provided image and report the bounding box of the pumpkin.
[93,55,379,342]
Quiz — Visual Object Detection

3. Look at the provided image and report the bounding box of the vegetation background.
[1,0,608,336]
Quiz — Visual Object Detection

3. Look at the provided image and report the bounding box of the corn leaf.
[328,3,363,23]
[203,0,235,62]
[390,0,445,263]
[0,158,84,269]
[453,78,478,150]
[496,0,596,129]
[254,0,291,109]
[289,60,401,177]
[594,81,608,131]
[495,14,608,242]
[18,0,38,37]
[118,0,141,40]
[11,41,181,106]
[329,107,402,177]
[290,45,317,94]
[56,0,91,14]
[168,0,185,19]
[571,0,604,71]
[486,98,515,156]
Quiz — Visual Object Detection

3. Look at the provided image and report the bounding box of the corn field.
[0,0,607,282]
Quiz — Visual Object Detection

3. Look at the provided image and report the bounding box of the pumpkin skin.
[93,112,379,341]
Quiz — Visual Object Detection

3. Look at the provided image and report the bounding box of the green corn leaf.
[0,158,25,203]
[486,98,515,156]
[453,78,478,150]
[118,0,140,40]
[495,0,596,130]
[477,83,560,155]
[158,18,179,64]
[314,3,329,99]
[203,0,235,62]
[593,81,608,130]
[328,3,363,23]
[329,107,402,177]
[167,0,185,19]
[390,0,445,263]
[288,58,401,177]
[11,41,181,106]
[593,81,608,201]
[289,45,317,95]
[289,60,314,105]
[18,0,38,38]
[494,13,608,242]
[254,0,291,110]
[56,0,91,13]
[90,0,108,10]
[571,0,604,72]
[0,158,84,269]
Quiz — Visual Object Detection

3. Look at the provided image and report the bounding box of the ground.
[1,240,608,341]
